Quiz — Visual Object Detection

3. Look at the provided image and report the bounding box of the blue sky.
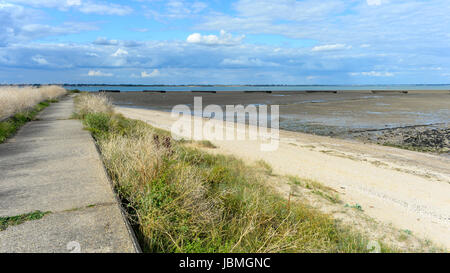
[1,0,450,84]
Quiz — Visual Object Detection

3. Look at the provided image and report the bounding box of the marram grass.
[0,86,66,143]
[0,85,66,120]
[0,100,53,143]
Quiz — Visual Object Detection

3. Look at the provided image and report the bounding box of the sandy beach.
[115,105,450,249]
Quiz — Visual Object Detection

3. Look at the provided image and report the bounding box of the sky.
[0,0,450,84]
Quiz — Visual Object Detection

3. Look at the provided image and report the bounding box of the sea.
[63,84,450,92]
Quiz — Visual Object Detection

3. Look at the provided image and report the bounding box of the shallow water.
[65,84,450,92]
[106,91,450,138]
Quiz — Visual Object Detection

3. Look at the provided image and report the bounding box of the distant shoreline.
[73,88,450,93]
[1,83,450,91]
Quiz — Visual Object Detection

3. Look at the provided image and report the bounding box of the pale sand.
[116,106,450,249]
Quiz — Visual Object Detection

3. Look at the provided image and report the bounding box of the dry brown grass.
[74,92,113,118]
[0,86,66,120]
[98,126,361,253]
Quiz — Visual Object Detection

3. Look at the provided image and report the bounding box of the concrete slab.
[0,204,135,253]
[0,96,139,253]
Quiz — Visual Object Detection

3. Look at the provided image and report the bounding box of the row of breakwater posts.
[96,90,415,94]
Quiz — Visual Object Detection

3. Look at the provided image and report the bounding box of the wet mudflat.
[104,90,450,153]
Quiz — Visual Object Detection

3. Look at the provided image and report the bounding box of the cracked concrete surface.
[0,96,138,253]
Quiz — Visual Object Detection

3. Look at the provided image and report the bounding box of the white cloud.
[187,30,245,46]
[312,44,351,52]
[0,3,97,45]
[419,66,442,71]
[67,0,82,6]
[86,52,99,57]
[196,0,450,64]
[123,40,142,47]
[93,38,142,48]
[20,23,96,37]
[233,0,344,22]
[31,55,48,65]
[8,0,132,15]
[350,71,394,77]
[78,2,132,16]
[191,2,207,13]
[147,0,207,20]
[132,28,149,33]
[111,48,128,57]
[93,37,118,46]
[366,0,388,6]
[141,69,161,78]
[8,0,80,10]
[221,57,278,67]
[87,70,113,77]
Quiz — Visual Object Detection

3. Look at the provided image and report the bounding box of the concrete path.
[0,96,139,253]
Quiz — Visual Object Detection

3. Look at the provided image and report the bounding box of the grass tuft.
[288,176,341,204]
[255,160,273,176]
[0,211,51,231]
[0,100,58,143]
[196,140,217,149]
[345,203,364,211]
[73,93,113,119]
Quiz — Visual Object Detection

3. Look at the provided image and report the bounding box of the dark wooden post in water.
[99,90,120,93]
[191,91,217,93]
[371,90,408,94]
[305,91,338,94]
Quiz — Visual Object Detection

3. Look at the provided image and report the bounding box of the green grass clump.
[345,203,364,211]
[74,94,391,253]
[288,176,341,204]
[0,100,53,143]
[0,211,51,231]
[255,160,273,176]
[84,112,111,135]
[196,140,217,149]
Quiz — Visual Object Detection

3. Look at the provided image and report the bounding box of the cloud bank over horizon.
[0,0,449,84]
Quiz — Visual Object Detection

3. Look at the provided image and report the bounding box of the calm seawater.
[64,85,450,92]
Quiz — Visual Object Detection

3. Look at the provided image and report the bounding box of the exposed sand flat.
[116,106,450,250]
[104,91,450,135]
